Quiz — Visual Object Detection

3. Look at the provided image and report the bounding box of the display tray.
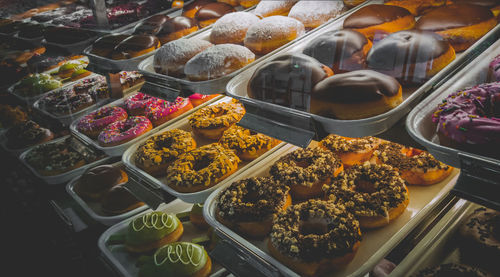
[98,198,228,277]
[225,2,500,138]
[204,140,460,277]
[122,96,286,204]
[70,92,223,156]
[66,161,148,226]
[137,0,372,95]
[0,126,57,157]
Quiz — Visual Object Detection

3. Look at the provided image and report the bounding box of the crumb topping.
[219,125,277,154]
[460,207,500,251]
[188,101,245,129]
[320,134,379,153]
[373,142,449,172]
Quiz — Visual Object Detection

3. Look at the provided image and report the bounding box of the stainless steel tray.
[122,96,286,204]
[204,140,461,277]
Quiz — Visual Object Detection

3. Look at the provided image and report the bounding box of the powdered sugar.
[244,15,305,42]
[254,0,298,17]
[210,11,260,44]
[153,38,213,75]
[288,1,345,27]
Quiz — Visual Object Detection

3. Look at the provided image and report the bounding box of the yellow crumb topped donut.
[219,125,280,161]
[188,101,245,140]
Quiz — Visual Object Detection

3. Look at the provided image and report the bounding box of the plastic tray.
[69,93,223,156]
[66,161,149,226]
[122,96,286,203]
[225,2,500,138]
[98,198,228,277]
[19,135,111,185]
[204,141,461,277]
[406,37,500,168]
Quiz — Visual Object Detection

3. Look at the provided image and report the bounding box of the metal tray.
[204,140,461,277]
[98,198,228,277]
[122,96,286,204]
[225,3,500,142]
[66,161,148,226]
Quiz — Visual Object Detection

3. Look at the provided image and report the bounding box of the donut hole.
[294,160,312,168]
[95,110,113,119]
[300,217,329,236]
[249,130,258,136]
[242,188,260,203]
[211,109,228,118]
[354,178,377,194]
[155,136,173,149]
[119,122,135,133]
[192,155,214,171]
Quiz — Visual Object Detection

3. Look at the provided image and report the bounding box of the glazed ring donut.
[371,141,453,186]
[188,101,245,140]
[268,199,361,277]
[165,143,241,193]
[254,0,298,18]
[219,125,280,161]
[216,177,292,238]
[324,163,409,228]
[270,147,344,200]
[77,106,128,139]
[135,129,196,176]
[319,134,380,167]
[98,116,153,147]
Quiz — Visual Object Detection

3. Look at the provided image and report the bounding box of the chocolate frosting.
[248,53,330,110]
[194,2,236,22]
[44,26,95,44]
[343,4,412,29]
[183,0,215,14]
[80,165,123,192]
[101,184,140,213]
[312,70,400,103]
[114,34,159,52]
[92,34,129,50]
[158,16,198,35]
[133,14,169,35]
[415,4,494,32]
[452,0,500,8]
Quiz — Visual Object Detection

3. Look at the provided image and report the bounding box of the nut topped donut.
[319,134,381,167]
[219,125,280,161]
[154,38,213,77]
[209,11,260,44]
[288,0,345,29]
[268,199,361,277]
[188,101,245,140]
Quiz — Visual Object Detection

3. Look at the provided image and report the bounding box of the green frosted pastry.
[15,73,61,96]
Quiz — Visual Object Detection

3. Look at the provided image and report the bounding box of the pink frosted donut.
[188,93,220,106]
[77,106,128,139]
[98,116,153,147]
[145,97,194,127]
[124,92,158,116]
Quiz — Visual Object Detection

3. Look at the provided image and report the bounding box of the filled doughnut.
[288,0,345,29]
[319,134,380,167]
[268,199,361,276]
[77,106,128,139]
[188,93,220,107]
[194,2,236,28]
[90,34,129,57]
[216,177,291,237]
[219,125,280,161]
[209,11,260,44]
[343,0,367,8]
[98,116,153,147]
[384,0,447,16]
[414,263,493,277]
[239,0,260,8]
[133,14,169,36]
[156,16,199,44]
[101,184,144,215]
[124,92,157,116]
[182,0,215,18]
[254,0,298,18]
[165,143,241,193]
[111,35,160,60]
[145,97,193,127]
[188,101,245,140]
[217,0,239,6]
[74,164,128,201]
[452,0,500,19]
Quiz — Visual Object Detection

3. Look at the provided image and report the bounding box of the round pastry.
[303,29,372,73]
[490,54,500,81]
[194,2,236,28]
[244,15,305,55]
[14,73,62,97]
[184,44,255,81]
[452,0,500,19]
[189,203,210,229]
[182,0,215,18]
[124,92,158,116]
[0,105,28,128]
[133,14,170,35]
[343,4,416,40]
[70,68,91,81]
[138,242,212,277]
[324,162,409,228]
[57,60,87,79]
[343,0,367,8]
[268,199,361,276]
[319,134,380,167]
[248,53,333,108]
[101,185,145,215]
[53,93,95,115]
[311,70,402,120]
[188,93,220,107]
[209,11,260,44]
[98,116,153,147]
[239,0,260,8]
[254,0,298,18]
[135,129,196,176]
[146,97,193,127]
[5,120,54,150]
[188,101,245,140]
[166,143,240,192]
[111,35,160,60]
[371,141,453,185]
[125,211,184,253]
[77,106,128,139]
[270,147,344,200]
[157,16,199,44]
[153,38,213,77]
[216,177,291,237]
[288,0,345,29]
[366,30,456,85]
[25,139,86,176]
[219,125,280,161]
[217,0,239,6]
[90,34,129,57]
[74,164,128,201]
[414,263,493,277]
[384,0,447,16]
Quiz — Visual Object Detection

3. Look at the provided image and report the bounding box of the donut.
[189,203,210,229]
[77,106,128,139]
[302,29,372,73]
[239,0,260,8]
[311,70,403,120]
[414,263,493,277]
[101,184,144,215]
[70,68,92,82]
[98,116,153,147]
[343,4,416,40]
[156,16,199,45]
[124,92,158,116]
[133,14,169,36]
[247,53,333,108]
[324,162,409,228]
[216,177,291,238]
[188,93,220,107]
[244,15,305,55]
[219,125,280,161]
[90,34,129,57]
[209,11,260,45]
[125,211,183,253]
[343,0,367,8]
[489,54,500,81]
[135,129,196,176]
[111,35,160,60]
[254,0,298,18]
[5,120,54,150]
[138,242,212,277]
[145,97,193,127]
[319,134,381,167]
[452,0,500,19]
[288,0,345,29]
[217,0,239,6]
[57,60,87,79]
[184,44,255,81]
[384,0,447,16]
[188,101,245,140]
[194,2,236,28]
[53,93,94,115]
[14,73,62,97]
[182,0,215,18]
[153,38,213,77]
[270,147,343,200]
[74,164,128,201]
[268,199,361,276]
[371,141,453,185]
[415,4,497,52]
[165,143,241,193]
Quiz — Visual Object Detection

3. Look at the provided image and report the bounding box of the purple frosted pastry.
[489,54,500,81]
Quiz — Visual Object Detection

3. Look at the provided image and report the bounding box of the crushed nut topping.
[219,125,278,156]
[320,134,379,153]
[188,101,245,129]
[373,142,449,172]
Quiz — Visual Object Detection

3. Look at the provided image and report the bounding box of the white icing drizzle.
[288,1,345,26]
[154,243,204,266]
[132,212,175,231]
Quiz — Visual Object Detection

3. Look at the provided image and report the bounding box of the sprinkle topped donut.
[145,97,193,127]
[124,92,157,115]
[77,106,128,139]
[98,116,153,147]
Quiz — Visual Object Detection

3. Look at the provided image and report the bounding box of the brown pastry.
[101,185,144,215]
[111,35,160,60]
[182,0,216,18]
[194,2,236,28]
[133,14,170,36]
[384,0,447,16]
[74,165,128,201]
[90,34,129,57]
[157,16,199,44]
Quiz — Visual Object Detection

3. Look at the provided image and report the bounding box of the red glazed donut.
[77,106,128,139]
[98,116,153,147]
[145,97,194,127]
[124,92,158,116]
